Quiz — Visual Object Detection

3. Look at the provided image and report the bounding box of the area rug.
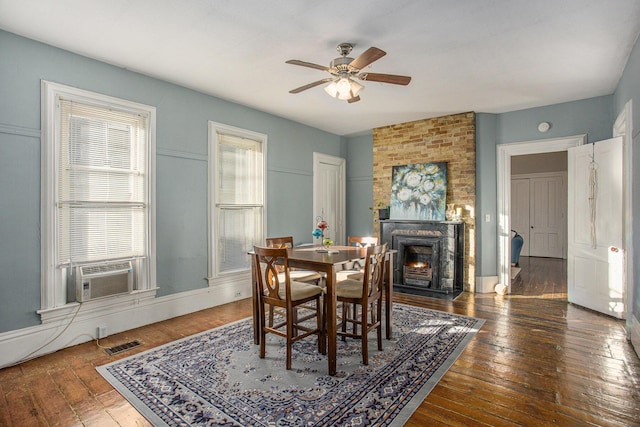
[97,303,484,426]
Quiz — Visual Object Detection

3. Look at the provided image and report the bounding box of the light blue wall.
[0,30,343,333]
[474,96,614,276]
[613,33,640,329]
[495,96,613,145]
[475,114,498,276]
[345,134,375,237]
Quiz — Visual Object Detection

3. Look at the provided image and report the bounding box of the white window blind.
[215,132,264,274]
[57,98,148,265]
[217,134,263,204]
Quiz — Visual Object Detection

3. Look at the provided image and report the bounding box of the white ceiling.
[2,0,640,136]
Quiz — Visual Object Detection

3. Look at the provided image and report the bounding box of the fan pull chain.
[588,144,598,249]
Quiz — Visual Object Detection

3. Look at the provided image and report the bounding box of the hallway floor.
[511,256,567,299]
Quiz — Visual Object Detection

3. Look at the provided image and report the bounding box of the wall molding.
[0,276,253,369]
[0,123,40,138]
[157,148,208,162]
[475,275,499,293]
[270,165,312,176]
[348,175,374,182]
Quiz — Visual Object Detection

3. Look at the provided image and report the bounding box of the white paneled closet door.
[313,153,345,246]
[529,175,565,258]
[511,174,566,259]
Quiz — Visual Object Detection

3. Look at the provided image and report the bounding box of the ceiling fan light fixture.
[325,77,364,100]
[336,77,351,95]
[324,81,339,97]
[350,79,364,96]
[287,43,410,101]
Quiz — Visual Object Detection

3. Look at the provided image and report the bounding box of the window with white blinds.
[209,122,265,277]
[41,81,156,310]
[57,99,148,265]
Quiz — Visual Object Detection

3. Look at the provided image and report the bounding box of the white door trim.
[313,152,346,245]
[613,100,635,342]
[496,135,585,293]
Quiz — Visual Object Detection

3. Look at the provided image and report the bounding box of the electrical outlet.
[97,325,108,339]
[485,214,491,223]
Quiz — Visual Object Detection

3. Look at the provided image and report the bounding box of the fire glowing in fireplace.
[410,261,429,268]
[404,261,433,284]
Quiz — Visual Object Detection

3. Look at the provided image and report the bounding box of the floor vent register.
[105,340,142,356]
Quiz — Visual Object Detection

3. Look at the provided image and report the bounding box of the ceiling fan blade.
[285,59,330,72]
[359,73,411,85]
[347,95,361,103]
[289,78,333,94]
[349,47,386,70]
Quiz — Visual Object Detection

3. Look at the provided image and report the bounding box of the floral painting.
[390,162,447,220]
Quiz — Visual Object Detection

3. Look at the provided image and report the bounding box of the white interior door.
[313,153,345,245]
[567,137,625,318]
[529,175,565,258]
[511,178,530,257]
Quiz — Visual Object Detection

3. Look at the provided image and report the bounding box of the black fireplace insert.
[380,220,464,299]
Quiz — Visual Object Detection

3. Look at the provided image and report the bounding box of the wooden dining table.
[250,245,394,376]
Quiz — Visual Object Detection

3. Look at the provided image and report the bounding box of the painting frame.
[390,162,447,220]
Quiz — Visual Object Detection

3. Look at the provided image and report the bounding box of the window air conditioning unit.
[70,261,134,302]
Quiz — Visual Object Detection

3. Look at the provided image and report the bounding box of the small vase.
[445,204,456,221]
[322,237,334,249]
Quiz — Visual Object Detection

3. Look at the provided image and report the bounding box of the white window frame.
[40,81,156,312]
[207,121,266,282]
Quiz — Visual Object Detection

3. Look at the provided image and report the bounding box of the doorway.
[312,152,346,245]
[496,135,584,294]
[510,152,568,298]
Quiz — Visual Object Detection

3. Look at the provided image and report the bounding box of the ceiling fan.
[286,43,411,103]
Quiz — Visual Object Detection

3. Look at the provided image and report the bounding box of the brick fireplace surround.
[372,112,476,292]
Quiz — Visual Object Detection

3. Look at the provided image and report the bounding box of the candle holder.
[445,204,456,221]
[454,207,462,222]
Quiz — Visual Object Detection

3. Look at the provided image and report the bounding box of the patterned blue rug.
[97,303,484,426]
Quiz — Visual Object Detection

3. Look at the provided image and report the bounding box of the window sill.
[37,287,158,324]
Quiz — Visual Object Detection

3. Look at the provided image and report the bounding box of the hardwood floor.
[1,264,638,426]
[510,256,568,299]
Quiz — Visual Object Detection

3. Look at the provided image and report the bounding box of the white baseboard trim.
[0,275,253,369]
[475,275,499,293]
[630,314,640,358]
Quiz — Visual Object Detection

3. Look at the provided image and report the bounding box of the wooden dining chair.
[266,236,322,284]
[336,243,387,365]
[337,236,380,282]
[253,245,326,370]
[265,236,325,332]
[348,235,379,248]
